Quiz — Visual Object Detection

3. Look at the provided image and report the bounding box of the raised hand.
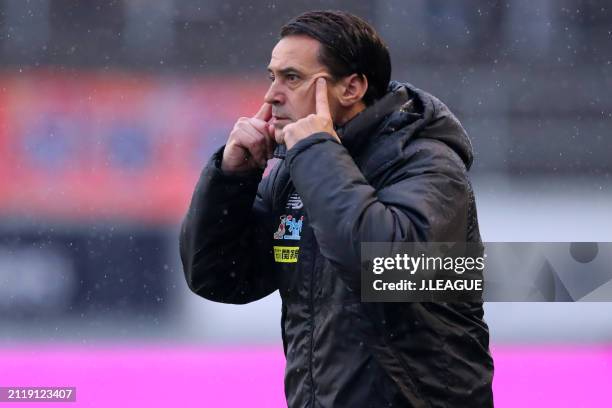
[221,102,277,173]
[282,77,340,150]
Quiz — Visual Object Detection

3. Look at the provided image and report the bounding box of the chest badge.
[273,214,304,240]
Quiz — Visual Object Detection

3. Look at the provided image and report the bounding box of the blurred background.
[0,0,610,407]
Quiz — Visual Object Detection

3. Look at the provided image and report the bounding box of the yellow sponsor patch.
[273,246,300,263]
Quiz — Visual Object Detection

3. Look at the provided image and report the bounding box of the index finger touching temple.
[315,77,331,118]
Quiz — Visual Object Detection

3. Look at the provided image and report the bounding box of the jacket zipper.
[308,228,316,407]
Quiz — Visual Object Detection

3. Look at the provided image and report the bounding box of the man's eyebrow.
[266,66,305,76]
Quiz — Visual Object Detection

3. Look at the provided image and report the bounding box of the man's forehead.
[267,36,322,72]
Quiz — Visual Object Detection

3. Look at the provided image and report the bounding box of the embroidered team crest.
[273,214,304,240]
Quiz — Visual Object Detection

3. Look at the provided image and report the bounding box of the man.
[180,10,494,407]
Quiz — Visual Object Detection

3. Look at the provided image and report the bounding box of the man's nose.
[263,82,284,105]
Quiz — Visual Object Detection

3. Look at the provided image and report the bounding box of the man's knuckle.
[242,135,255,146]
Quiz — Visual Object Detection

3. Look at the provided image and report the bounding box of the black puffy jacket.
[180,81,494,407]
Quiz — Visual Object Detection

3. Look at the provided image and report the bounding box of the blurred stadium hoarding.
[0,71,266,223]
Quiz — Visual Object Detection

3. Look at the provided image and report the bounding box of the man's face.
[264,35,336,131]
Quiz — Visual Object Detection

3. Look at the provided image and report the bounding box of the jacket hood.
[338,80,475,170]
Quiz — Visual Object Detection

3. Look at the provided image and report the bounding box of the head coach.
[180,10,494,407]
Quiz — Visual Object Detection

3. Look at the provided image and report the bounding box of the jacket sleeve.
[285,132,469,290]
[179,146,278,304]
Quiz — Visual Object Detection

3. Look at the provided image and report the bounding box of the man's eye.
[268,73,275,82]
[286,74,299,83]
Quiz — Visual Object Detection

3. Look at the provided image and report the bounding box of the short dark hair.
[280,10,391,106]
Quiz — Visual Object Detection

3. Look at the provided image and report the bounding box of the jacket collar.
[336,86,410,157]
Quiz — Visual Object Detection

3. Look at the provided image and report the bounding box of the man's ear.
[337,73,368,107]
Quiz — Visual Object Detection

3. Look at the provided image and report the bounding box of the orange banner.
[0,70,268,224]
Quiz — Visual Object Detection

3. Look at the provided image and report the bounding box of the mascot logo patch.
[273,214,304,240]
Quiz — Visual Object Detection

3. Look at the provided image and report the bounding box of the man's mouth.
[271,116,290,126]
